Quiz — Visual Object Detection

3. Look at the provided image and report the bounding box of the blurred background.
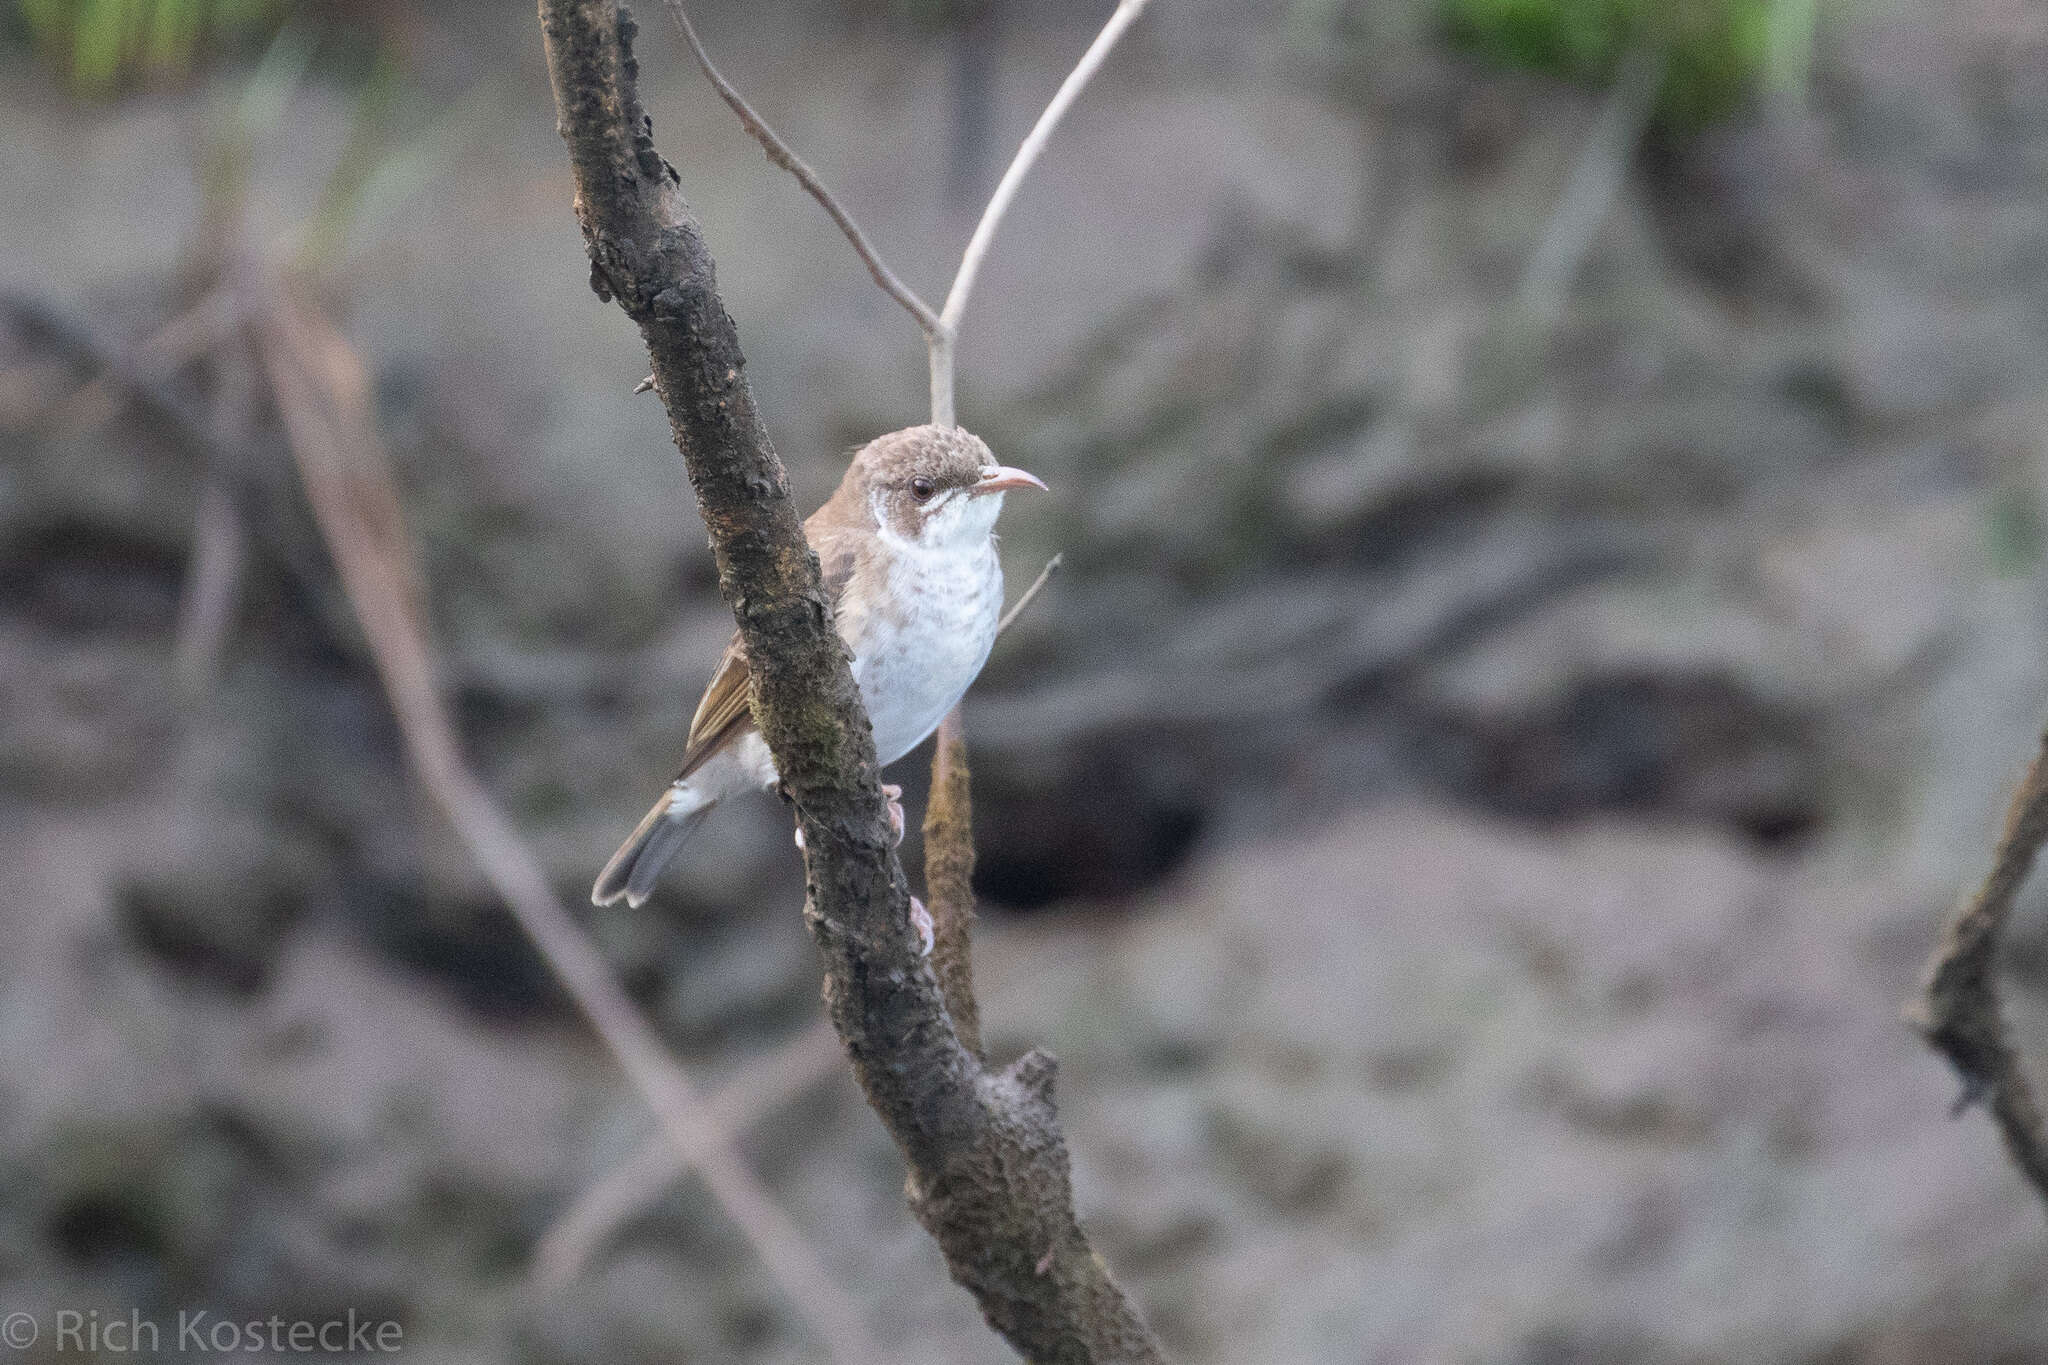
[7,0,2048,1359]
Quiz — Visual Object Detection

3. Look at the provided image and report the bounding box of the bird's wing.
[672,527,864,782]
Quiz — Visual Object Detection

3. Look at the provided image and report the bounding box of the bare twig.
[660,0,940,337]
[172,477,247,695]
[172,339,262,697]
[921,708,981,1060]
[41,286,241,445]
[536,1124,692,1288]
[996,553,1062,640]
[921,554,1059,1060]
[657,0,1149,429]
[533,1022,845,1288]
[1909,732,2048,1208]
[930,0,1151,427]
[1516,44,1665,328]
[251,279,876,1361]
[0,293,360,656]
[539,3,1165,1357]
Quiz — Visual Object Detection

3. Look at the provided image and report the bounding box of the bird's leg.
[792,784,905,852]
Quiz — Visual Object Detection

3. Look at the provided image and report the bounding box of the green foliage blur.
[15,0,281,94]
[1443,0,1817,126]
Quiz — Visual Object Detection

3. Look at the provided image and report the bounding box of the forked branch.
[536,5,1163,1358]
[1910,732,2048,1207]
[659,0,1151,427]
[539,3,1164,1358]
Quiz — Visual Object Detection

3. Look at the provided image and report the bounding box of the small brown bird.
[592,424,1046,908]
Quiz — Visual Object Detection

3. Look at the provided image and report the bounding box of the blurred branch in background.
[250,283,877,1362]
[1911,734,2048,1211]
[1515,42,1663,329]
[532,1021,845,1288]
[5,26,882,1358]
[540,0,1165,1358]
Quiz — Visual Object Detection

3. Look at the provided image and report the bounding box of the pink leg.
[882,783,905,847]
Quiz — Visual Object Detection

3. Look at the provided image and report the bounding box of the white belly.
[851,544,1003,766]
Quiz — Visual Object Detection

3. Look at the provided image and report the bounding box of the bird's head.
[845,425,1046,551]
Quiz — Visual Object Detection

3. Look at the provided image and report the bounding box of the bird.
[591,424,1046,909]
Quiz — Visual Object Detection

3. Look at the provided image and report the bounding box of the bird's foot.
[908,895,934,957]
[883,783,905,848]
[791,783,904,852]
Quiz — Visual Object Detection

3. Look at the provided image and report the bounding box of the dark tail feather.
[591,785,715,908]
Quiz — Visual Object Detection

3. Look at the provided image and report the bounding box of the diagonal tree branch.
[539,4,1165,1359]
[660,0,939,337]
[1910,731,2048,1208]
[251,279,876,1361]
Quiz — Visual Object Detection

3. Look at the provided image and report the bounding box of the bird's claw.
[792,784,904,852]
[909,895,934,957]
[883,783,905,848]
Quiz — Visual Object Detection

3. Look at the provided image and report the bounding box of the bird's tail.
[591,783,716,908]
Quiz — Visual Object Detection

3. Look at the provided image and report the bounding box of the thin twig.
[661,0,941,337]
[172,339,262,697]
[1516,44,1665,327]
[920,558,1057,1067]
[251,279,877,1362]
[1,292,360,657]
[996,553,1061,640]
[1910,732,2048,1208]
[931,0,1151,426]
[533,1021,845,1288]
[40,286,242,445]
[173,477,247,696]
[656,0,1148,429]
[921,708,981,1060]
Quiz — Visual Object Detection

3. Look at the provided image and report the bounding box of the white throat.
[872,487,1003,557]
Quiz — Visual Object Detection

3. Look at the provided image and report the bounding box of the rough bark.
[1910,732,2048,1208]
[537,4,1166,1359]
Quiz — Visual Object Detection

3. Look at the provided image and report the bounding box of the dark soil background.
[7,0,2048,1360]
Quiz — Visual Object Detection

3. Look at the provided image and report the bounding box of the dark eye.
[910,477,937,501]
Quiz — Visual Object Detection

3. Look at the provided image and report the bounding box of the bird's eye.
[910,477,937,501]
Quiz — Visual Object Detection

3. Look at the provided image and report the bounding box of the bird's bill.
[971,464,1048,496]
